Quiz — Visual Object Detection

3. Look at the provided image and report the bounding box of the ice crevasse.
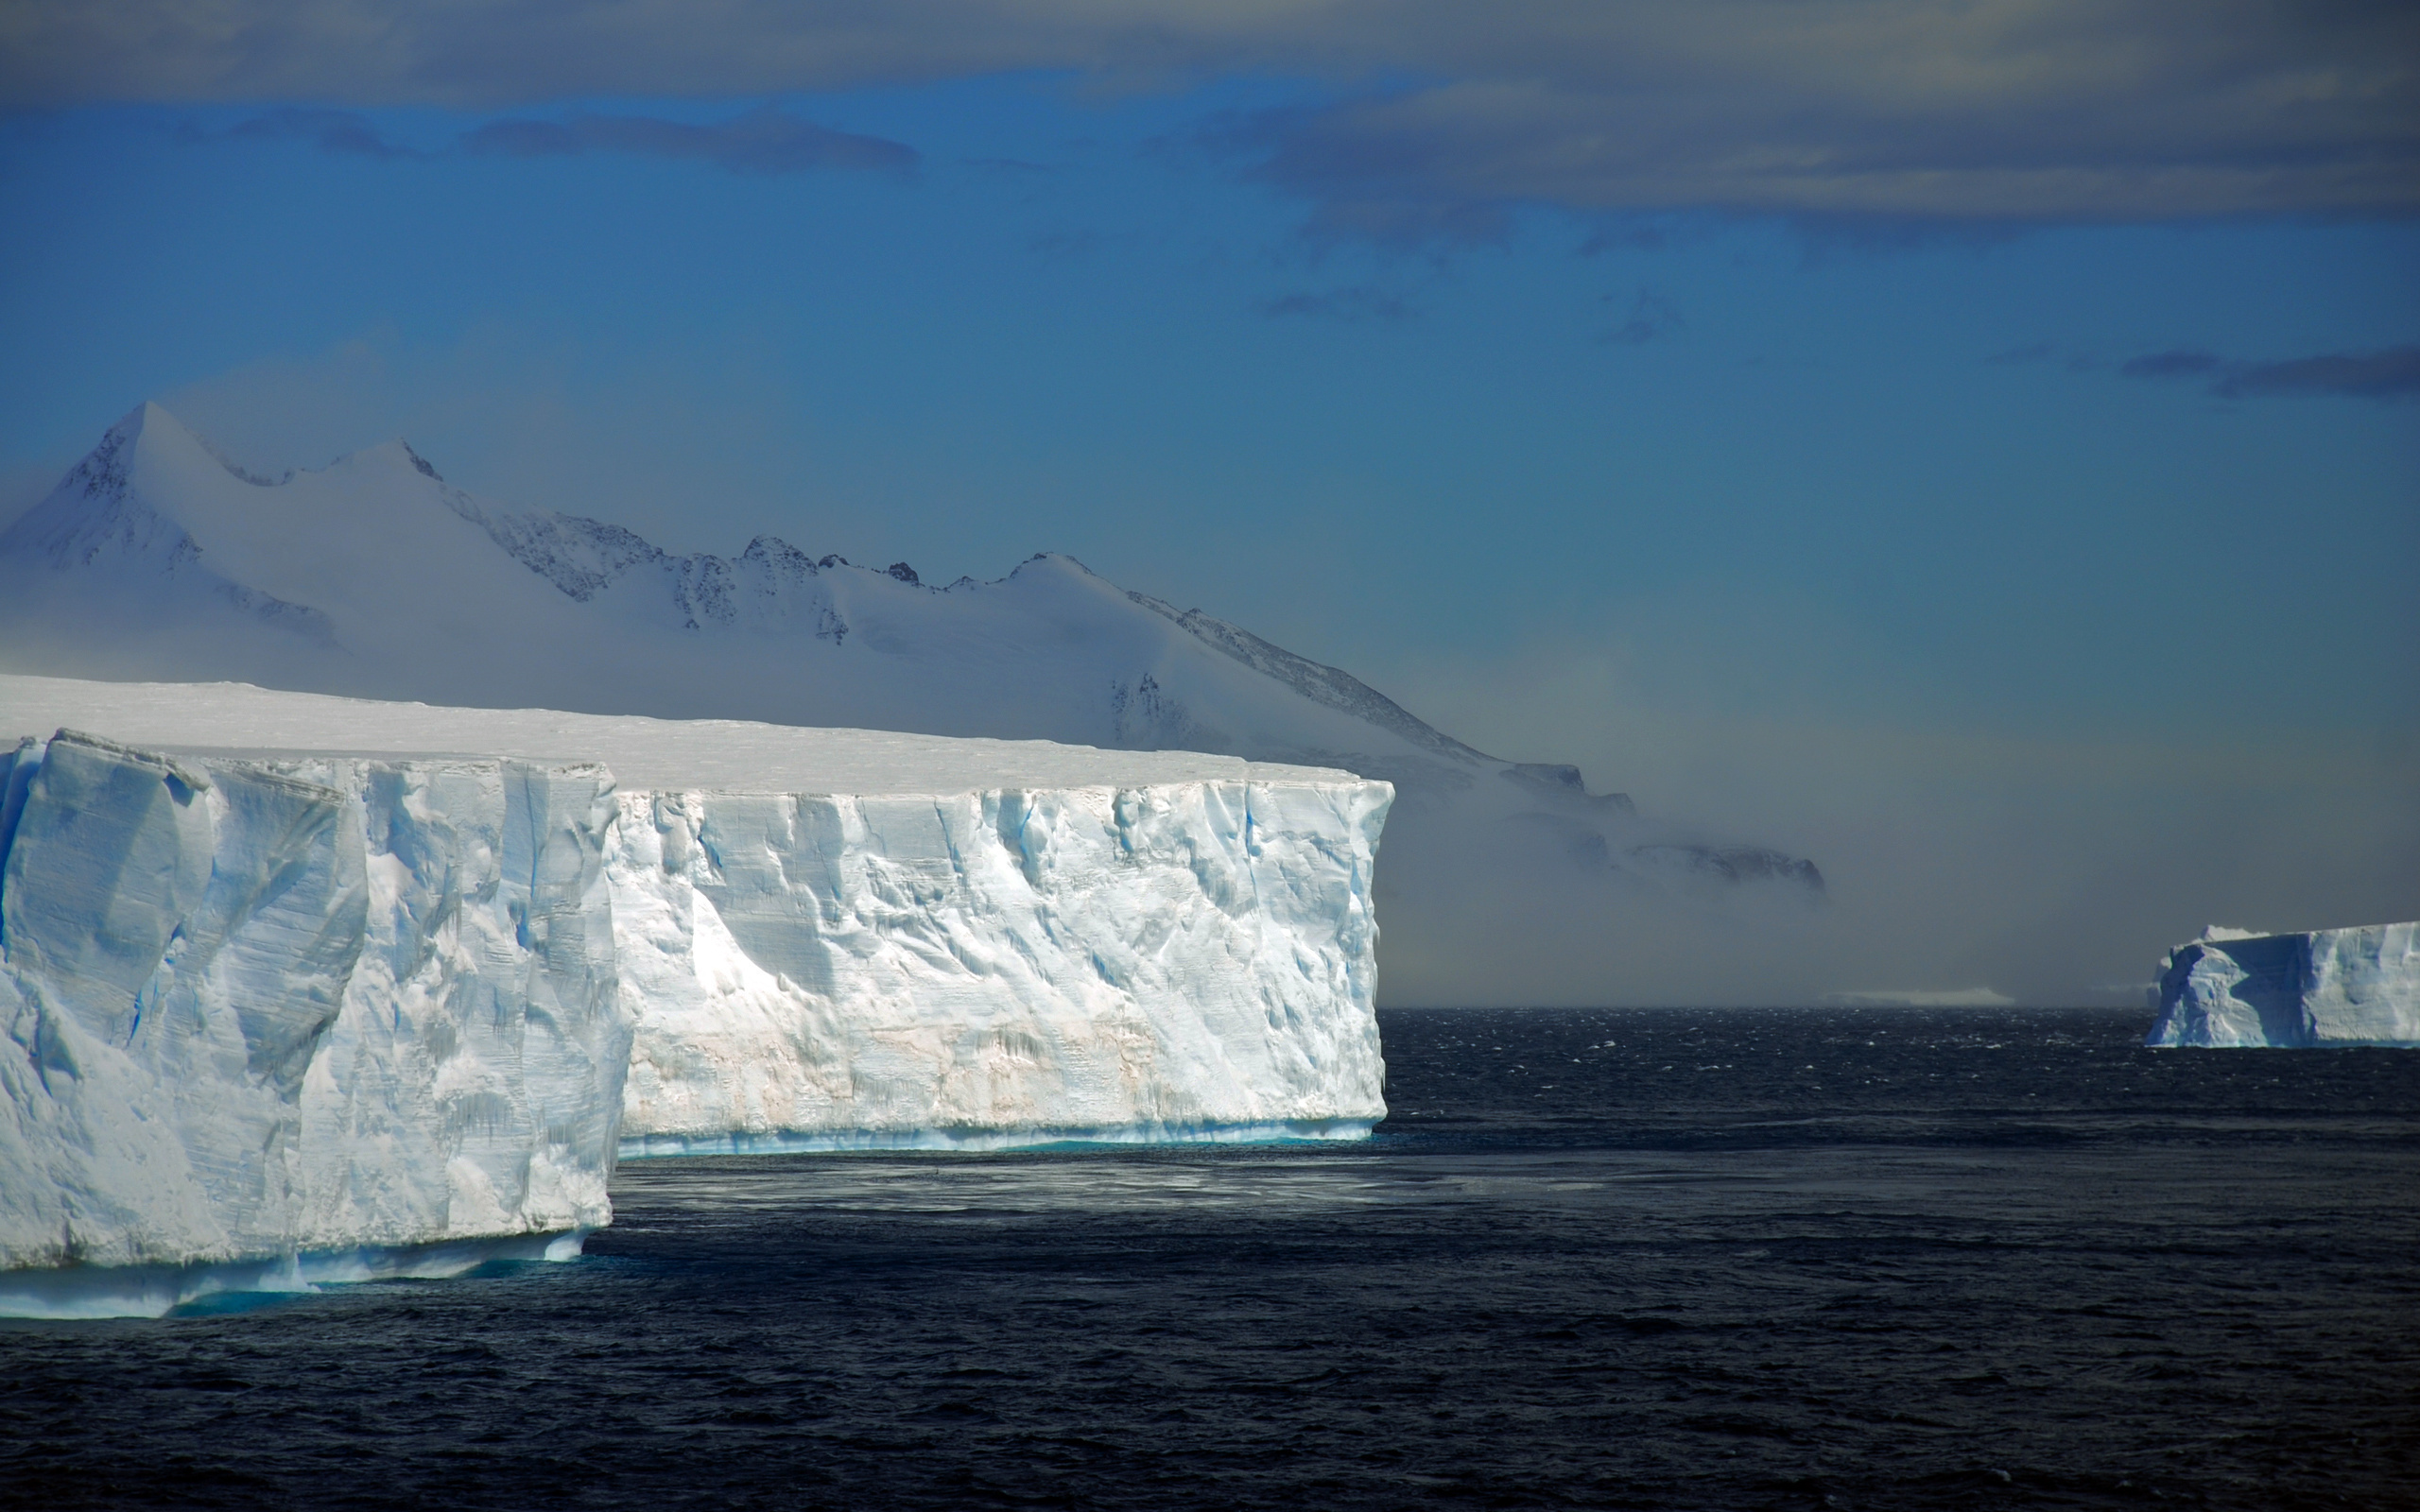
[0,675,1392,1312]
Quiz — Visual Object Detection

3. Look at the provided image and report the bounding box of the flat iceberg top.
[0,675,1366,796]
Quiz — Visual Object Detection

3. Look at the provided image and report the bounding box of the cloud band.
[6,1,2414,225]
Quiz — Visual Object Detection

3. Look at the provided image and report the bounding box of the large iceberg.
[2144,924,2420,1047]
[1,674,1390,1307]
[0,727,625,1308]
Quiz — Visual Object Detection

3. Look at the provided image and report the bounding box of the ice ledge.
[0,1231,586,1321]
[619,1119,1376,1159]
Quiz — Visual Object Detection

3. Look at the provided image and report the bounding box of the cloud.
[2121,344,2420,399]
[216,107,417,157]
[1256,285,1417,321]
[2216,347,2420,400]
[192,103,916,177]
[461,107,915,175]
[7,2,2411,233]
[2119,349,2225,380]
[1213,1,2420,242]
[1602,289,1683,346]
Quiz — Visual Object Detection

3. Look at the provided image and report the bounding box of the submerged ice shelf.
[0,1231,589,1321]
[0,675,1391,1311]
[2145,923,2420,1048]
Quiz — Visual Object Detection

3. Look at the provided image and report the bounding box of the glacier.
[2144,924,2420,1048]
[0,675,1391,1310]
[0,403,1824,1007]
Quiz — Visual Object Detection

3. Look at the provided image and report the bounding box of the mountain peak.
[74,403,294,493]
[125,400,192,441]
[70,402,213,505]
[84,400,199,469]
[0,402,220,566]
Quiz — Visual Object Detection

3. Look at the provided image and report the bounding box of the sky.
[1,1,2414,1003]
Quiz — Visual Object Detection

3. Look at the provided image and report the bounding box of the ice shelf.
[2144,923,2420,1047]
[0,675,1391,1311]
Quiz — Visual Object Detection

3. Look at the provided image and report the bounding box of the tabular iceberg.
[1,674,1391,1309]
[2144,924,2420,1048]
[0,726,625,1312]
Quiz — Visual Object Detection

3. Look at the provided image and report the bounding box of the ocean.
[4,1007,2414,1510]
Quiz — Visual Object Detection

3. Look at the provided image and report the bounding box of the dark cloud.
[219,108,417,158]
[1208,2,2420,246]
[461,109,915,175]
[1602,290,1683,346]
[10,2,2411,236]
[198,103,913,176]
[2217,347,2420,400]
[2121,345,2420,399]
[1256,285,1418,321]
[2119,350,2225,380]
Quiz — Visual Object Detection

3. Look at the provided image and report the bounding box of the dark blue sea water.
[5,1007,2416,1511]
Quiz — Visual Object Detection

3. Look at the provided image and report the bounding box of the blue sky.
[2,3,2414,993]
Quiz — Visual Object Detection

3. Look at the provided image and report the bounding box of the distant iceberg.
[1818,988,2015,1008]
[2144,924,2419,1047]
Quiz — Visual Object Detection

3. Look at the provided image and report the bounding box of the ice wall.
[2144,923,2420,1048]
[1,675,1394,1288]
[614,778,1388,1153]
[0,730,627,1279]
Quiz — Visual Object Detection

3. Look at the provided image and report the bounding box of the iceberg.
[1,674,1391,1308]
[2144,923,2420,1047]
[0,725,625,1306]
[1817,988,2015,1008]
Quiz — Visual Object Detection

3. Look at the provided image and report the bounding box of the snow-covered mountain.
[0,404,1824,1004]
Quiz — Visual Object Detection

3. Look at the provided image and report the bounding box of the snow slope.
[3,677,1387,1208]
[0,406,1822,1004]
[2144,924,2420,1048]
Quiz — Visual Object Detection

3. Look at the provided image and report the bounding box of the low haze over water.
[5,1007,2414,1511]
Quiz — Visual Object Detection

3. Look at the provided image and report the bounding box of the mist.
[1370,606,2420,1008]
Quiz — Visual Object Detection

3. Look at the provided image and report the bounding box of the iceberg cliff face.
[614,778,1386,1153]
[0,728,627,1276]
[1,675,1391,1294]
[2144,924,2420,1048]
